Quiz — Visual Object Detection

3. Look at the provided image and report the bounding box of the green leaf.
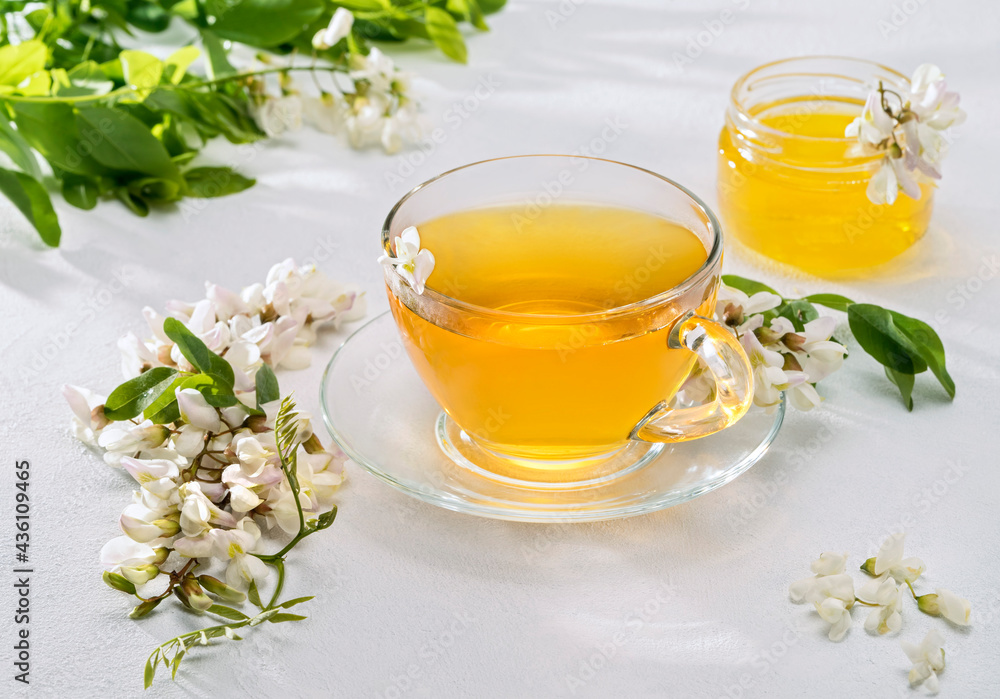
[103,570,137,594]
[75,107,181,182]
[267,612,308,623]
[163,317,236,387]
[170,650,185,680]
[425,6,468,63]
[254,362,280,406]
[115,187,150,216]
[178,373,238,408]
[465,0,490,30]
[478,0,506,12]
[884,366,915,411]
[314,505,337,530]
[57,61,114,97]
[199,30,237,80]
[334,0,386,10]
[247,579,262,608]
[184,166,256,198]
[848,304,928,376]
[721,274,779,297]
[144,656,156,689]
[126,1,172,32]
[278,596,314,609]
[12,101,105,176]
[207,604,250,621]
[142,374,187,423]
[206,0,325,47]
[0,39,46,87]
[0,117,42,179]
[120,50,164,91]
[889,311,955,399]
[61,174,99,210]
[776,298,819,332]
[802,293,855,313]
[0,167,61,246]
[165,46,200,84]
[104,366,180,420]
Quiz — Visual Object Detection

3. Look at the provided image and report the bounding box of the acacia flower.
[917,588,972,626]
[858,576,903,635]
[902,629,946,694]
[312,8,353,51]
[873,532,926,584]
[378,226,436,294]
[100,537,160,585]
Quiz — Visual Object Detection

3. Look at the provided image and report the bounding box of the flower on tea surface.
[902,629,946,694]
[313,8,354,51]
[378,225,436,294]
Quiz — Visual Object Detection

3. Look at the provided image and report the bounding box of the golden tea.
[387,204,712,463]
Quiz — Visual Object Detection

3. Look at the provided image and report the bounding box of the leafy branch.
[0,0,507,245]
[723,274,955,410]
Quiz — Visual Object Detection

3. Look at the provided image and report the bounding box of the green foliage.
[0,0,502,246]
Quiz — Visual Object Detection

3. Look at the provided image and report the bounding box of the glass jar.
[717,56,934,277]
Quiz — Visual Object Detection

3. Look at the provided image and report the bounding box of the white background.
[2,0,999,697]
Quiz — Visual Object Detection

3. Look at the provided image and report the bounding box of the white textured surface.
[2,1,999,697]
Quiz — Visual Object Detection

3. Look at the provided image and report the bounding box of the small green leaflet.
[104,366,180,420]
[0,167,61,246]
[425,7,468,63]
[163,317,235,387]
[721,274,779,297]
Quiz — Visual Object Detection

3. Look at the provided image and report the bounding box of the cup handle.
[630,311,754,443]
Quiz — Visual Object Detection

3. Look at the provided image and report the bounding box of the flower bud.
[889,142,903,159]
[260,303,278,323]
[139,425,171,449]
[198,575,247,604]
[754,326,783,346]
[103,570,137,595]
[302,434,325,454]
[153,518,181,537]
[130,598,162,619]
[156,344,174,366]
[722,302,744,327]
[860,557,878,576]
[781,333,806,353]
[121,563,160,585]
[176,577,213,613]
[151,547,170,565]
[917,593,941,616]
[91,405,111,430]
[782,353,803,372]
[247,415,269,433]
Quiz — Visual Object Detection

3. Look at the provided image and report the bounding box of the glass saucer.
[320,312,785,523]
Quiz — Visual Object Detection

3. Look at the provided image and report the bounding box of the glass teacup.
[381,155,753,483]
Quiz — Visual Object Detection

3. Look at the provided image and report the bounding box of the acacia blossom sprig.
[65,260,364,687]
[249,9,421,154]
[788,533,971,694]
[679,282,848,413]
[845,64,965,205]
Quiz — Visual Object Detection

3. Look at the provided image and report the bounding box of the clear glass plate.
[320,312,785,523]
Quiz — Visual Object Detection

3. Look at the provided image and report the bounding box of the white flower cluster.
[714,285,847,412]
[789,533,971,694]
[252,9,421,154]
[65,260,363,606]
[846,64,965,205]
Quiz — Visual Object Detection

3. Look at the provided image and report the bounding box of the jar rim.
[729,55,910,144]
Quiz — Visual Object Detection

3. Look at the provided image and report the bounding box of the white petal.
[874,532,905,575]
[177,388,224,432]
